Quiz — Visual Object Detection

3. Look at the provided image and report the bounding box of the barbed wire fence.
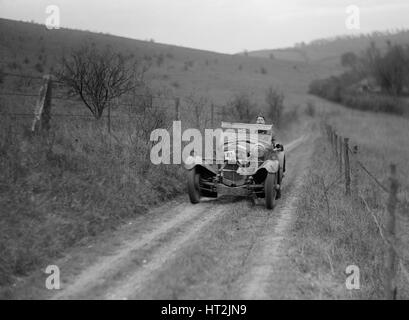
[322,122,409,300]
[0,71,228,133]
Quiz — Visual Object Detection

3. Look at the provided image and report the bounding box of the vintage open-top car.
[184,122,285,209]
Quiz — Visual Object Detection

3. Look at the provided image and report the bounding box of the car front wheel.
[187,168,201,204]
[264,173,277,209]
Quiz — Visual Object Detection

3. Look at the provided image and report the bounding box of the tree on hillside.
[362,41,409,95]
[229,93,257,122]
[58,44,145,119]
[185,94,209,129]
[265,86,284,126]
[341,52,358,69]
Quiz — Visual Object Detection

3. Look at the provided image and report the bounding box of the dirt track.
[46,132,313,300]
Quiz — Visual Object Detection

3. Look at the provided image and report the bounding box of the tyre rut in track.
[52,134,313,300]
[53,201,228,299]
[235,138,312,299]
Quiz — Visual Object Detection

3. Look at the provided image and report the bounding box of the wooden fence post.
[334,132,338,161]
[175,97,180,121]
[344,137,351,196]
[329,126,332,144]
[32,74,52,132]
[107,103,111,134]
[339,136,343,175]
[329,126,332,149]
[351,145,359,203]
[385,164,399,300]
[326,124,330,142]
[211,103,215,128]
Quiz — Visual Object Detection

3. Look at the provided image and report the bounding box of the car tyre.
[265,173,277,209]
[187,168,201,204]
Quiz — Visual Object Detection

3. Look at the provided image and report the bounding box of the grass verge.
[289,134,409,299]
[0,117,185,295]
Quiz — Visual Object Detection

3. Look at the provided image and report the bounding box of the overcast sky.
[1,0,409,53]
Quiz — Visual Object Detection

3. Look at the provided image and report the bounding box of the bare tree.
[265,86,284,126]
[134,90,169,145]
[58,44,144,119]
[229,92,257,122]
[185,94,208,129]
[341,52,358,69]
[0,68,4,84]
[362,42,409,95]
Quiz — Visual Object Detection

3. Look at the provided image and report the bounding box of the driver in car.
[256,115,276,147]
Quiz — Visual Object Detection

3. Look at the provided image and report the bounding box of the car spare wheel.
[264,172,277,209]
[187,167,201,204]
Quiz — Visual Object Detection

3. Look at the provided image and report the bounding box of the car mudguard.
[184,156,218,175]
[256,159,280,174]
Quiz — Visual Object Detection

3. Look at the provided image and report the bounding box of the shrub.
[229,92,257,122]
[265,86,284,126]
[183,60,194,71]
[34,63,44,73]
[362,42,409,95]
[341,51,358,69]
[308,77,342,102]
[306,100,316,117]
[8,61,20,70]
[341,93,406,115]
[156,53,164,67]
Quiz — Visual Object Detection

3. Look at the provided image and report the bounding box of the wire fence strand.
[346,144,391,194]
[324,122,409,294]
[360,195,409,285]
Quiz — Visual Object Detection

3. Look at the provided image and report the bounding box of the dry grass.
[0,116,185,290]
[290,105,409,298]
[291,138,385,298]
[325,103,409,196]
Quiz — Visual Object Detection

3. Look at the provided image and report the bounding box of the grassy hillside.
[246,30,409,71]
[0,18,332,114]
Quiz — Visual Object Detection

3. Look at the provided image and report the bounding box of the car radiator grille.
[222,163,246,186]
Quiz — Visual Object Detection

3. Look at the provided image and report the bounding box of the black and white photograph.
[0,0,409,304]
